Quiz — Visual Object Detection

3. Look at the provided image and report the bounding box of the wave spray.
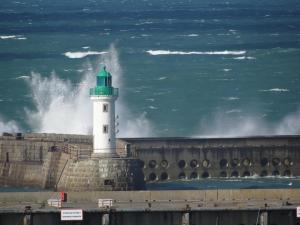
[24,45,153,137]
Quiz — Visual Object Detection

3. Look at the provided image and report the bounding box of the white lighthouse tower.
[90,66,118,156]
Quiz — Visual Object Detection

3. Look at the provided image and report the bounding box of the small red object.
[60,192,67,202]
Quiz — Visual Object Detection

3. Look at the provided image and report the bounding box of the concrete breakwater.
[118,136,300,183]
[0,133,300,190]
[0,189,300,225]
[0,133,144,191]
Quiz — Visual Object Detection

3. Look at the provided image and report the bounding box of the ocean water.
[0,0,300,138]
[146,177,300,190]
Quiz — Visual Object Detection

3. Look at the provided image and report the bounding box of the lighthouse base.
[91,152,118,159]
[56,158,145,191]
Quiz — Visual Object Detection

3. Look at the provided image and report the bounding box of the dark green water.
[0,0,299,137]
[146,177,300,190]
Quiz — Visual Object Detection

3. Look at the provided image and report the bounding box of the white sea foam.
[135,21,154,26]
[179,34,199,37]
[82,46,90,49]
[15,75,30,80]
[157,76,167,80]
[0,35,17,39]
[145,98,155,102]
[260,88,289,92]
[0,35,26,40]
[195,106,300,137]
[188,34,198,37]
[63,51,107,59]
[234,56,255,60]
[148,106,158,110]
[226,109,242,114]
[147,50,246,56]
[222,97,239,101]
[223,68,231,72]
[0,117,19,133]
[24,45,153,137]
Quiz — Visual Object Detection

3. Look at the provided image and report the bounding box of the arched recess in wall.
[202,159,210,168]
[283,157,293,167]
[160,172,168,181]
[219,159,228,169]
[260,170,268,177]
[148,160,157,169]
[219,171,227,178]
[160,160,169,168]
[242,171,251,177]
[178,172,186,179]
[242,158,251,167]
[148,172,157,181]
[272,170,280,176]
[272,158,281,167]
[190,159,198,168]
[231,158,239,168]
[231,171,239,177]
[190,172,198,179]
[283,170,291,177]
[178,160,186,169]
[201,171,209,179]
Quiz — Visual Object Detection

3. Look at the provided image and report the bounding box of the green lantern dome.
[97,66,111,77]
[90,66,118,97]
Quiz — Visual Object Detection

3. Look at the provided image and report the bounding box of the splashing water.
[195,109,300,137]
[25,71,93,134]
[23,45,153,137]
[0,117,19,133]
[0,45,299,137]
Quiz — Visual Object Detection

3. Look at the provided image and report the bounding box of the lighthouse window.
[103,125,109,133]
[103,104,108,112]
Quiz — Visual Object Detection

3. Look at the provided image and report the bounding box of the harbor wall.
[118,136,300,182]
[0,133,300,189]
[0,133,91,189]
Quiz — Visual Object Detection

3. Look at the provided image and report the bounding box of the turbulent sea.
[0,0,300,191]
[0,0,300,138]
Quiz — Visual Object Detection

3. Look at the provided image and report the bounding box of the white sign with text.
[61,209,83,221]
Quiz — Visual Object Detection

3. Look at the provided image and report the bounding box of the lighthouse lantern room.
[90,66,118,156]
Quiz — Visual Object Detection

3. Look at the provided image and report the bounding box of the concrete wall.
[0,133,91,188]
[118,136,300,182]
[0,189,299,205]
[1,133,300,189]
[1,190,300,225]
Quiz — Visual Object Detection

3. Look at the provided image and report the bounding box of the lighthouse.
[90,66,118,156]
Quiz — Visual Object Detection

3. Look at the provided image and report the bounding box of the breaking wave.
[233,56,255,60]
[24,45,153,137]
[147,50,246,56]
[0,117,19,133]
[0,35,26,40]
[63,51,107,59]
[260,88,289,92]
[195,108,300,137]
[15,75,30,80]
[222,97,240,101]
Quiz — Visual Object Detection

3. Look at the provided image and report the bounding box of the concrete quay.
[0,189,300,225]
